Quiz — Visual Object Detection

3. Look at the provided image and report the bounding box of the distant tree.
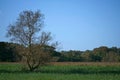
[0,42,21,62]
[81,50,92,62]
[92,46,109,62]
[7,10,57,71]
[90,53,102,62]
[58,50,83,62]
[103,47,120,62]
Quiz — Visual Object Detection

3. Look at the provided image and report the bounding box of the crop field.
[0,62,120,80]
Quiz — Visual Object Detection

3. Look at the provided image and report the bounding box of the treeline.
[0,42,22,62]
[58,47,120,62]
[0,42,120,62]
[0,42,57,62]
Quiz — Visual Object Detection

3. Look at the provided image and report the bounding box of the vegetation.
[0,42,21,62]
[0,5,119,79]
[59,46,120,62]
[0,11,120,80]
[0,63,120,80]
[0,42,120,62]
[6,10,57,71]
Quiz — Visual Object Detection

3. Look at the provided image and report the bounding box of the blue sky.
[0,0,120,51]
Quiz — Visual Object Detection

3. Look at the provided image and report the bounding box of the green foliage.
[0,63,120,80]
[59,46,120,62]
[0,42,21,62]
[58,50,83,62]
[1,42,120,62]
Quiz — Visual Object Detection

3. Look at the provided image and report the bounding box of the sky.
[0,0,120,51]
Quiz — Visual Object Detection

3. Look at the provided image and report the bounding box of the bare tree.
[7,10,55,71]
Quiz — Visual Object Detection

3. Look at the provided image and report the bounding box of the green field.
[0,62,120,80]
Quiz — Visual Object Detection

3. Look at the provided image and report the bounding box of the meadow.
[0,62,120,80]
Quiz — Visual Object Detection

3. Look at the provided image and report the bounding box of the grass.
[0,62,120,80]
[1,73,120,80]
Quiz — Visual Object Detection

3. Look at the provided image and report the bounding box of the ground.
[0,62,120,80]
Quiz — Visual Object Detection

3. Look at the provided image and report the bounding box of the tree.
[92,46,108,62]
[81,50,92,62]
[0,42,21,62]
[7,10,56,71]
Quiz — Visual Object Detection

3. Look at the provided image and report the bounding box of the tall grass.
[40,65,120,74]
[0,73,120,80]
[0,63,120,80]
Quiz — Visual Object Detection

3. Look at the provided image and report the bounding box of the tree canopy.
[6,10,56,71]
